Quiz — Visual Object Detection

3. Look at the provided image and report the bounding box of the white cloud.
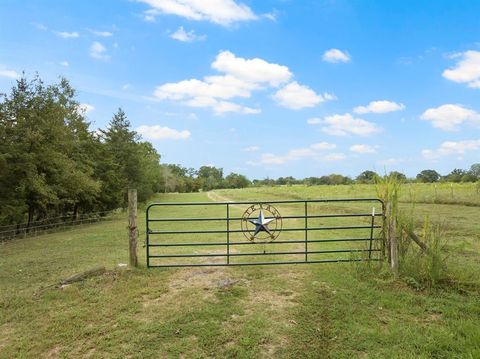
[442,50,480,89]
[138,0,258,26]
[248,142,337,165]
[242,146,260,152]
[350,144,377,154]
[185,96,260,115]
[59,61,69,67]
[55,31,79,39]
[422,139,480,160]
[322,49,351,63]
[273,82,331,110]
[212,50,291,86]
[89,29,113,37]
[154,50,304,114]
[0,67,19,79]
[136,125,191,140]
[319,113,381,136]
[353,100,405,114]
[90,42,109,61]
[420,104,480,131]
[78,103,95,114]
[170,26,206,42]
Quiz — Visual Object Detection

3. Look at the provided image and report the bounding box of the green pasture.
[1,184,479,358]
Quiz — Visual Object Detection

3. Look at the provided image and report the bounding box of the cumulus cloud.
[90,41,109,61]
[350,144,377,154]
[422,139,480,160]
[442,50,480,88]
[212,50,292,86]
[154,50,325,114]
[421,104,480,131]
[322,49,351,63]
[273,82,332,110]
[353,100,405,114]
[59,61,69,67]
[138,0,258,26]
[317,113,381,136]
[170,26,206,42]
[0,66,19,79]
[137,125,191,140]
[55,31,79,39]
[248,142,338,165]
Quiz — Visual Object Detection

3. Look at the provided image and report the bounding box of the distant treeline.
[1,75,479,227]
[162,166,480,193]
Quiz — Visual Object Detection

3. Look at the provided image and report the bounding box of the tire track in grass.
[207,190,327,357]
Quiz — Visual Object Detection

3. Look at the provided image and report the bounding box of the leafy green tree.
[197,166,224,191]
[225,173,250,188]
[444,168,466,183]
[356,170,379,184]
[0,75,100,226]
[468,163,480,180]
[389,171,407,182]
[416,169,440,183]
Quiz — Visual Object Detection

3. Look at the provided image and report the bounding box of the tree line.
[162,166,479,191]
[0,75,250,227]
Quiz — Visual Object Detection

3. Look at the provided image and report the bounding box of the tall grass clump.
[375,173,454,289]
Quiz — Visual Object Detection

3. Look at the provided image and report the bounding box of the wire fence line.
[0,210,125,241]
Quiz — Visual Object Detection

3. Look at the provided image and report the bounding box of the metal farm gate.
[145,198,385,267]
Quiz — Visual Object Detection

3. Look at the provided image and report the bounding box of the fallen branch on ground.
[59,266,106,285]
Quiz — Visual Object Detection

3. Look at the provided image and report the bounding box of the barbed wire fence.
[0,209,125,241]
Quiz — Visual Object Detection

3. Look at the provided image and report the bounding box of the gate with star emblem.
[145,198,384,267]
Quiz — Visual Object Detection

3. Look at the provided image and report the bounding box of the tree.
[444,168,466,183]
[416,169,440,183]
[225,173,250,189]
[468,163,480,180]
[389,171,407,182]
[0,75,100,226]
[197,166,224,191]
[356,170,379,184]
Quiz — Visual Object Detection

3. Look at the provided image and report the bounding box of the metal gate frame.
[146,198,385,268]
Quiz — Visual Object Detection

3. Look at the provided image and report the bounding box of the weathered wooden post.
[386,202,399,277]
[128,189,138,267]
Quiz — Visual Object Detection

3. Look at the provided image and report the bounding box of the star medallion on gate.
[241,204,283,242]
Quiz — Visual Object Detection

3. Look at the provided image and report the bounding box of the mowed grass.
[1,185,479,358]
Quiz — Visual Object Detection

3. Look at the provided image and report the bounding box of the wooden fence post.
[386,202,399,277]
[128,189,138,267]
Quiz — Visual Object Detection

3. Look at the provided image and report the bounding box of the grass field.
[1,184,479,358]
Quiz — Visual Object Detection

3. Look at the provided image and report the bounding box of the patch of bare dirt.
[142,265,247,309]
[44,345,62,358]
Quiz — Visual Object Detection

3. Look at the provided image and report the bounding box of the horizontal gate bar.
[149,248,381,258]
[147,213,384,222]
[148,225,381,235]
[147,258,382,267]
[148,237,381,247]
[147,198,384,208]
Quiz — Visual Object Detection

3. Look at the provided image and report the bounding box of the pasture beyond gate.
[145,198,385,267]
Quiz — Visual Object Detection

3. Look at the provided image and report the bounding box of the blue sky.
[1,0,479,179]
